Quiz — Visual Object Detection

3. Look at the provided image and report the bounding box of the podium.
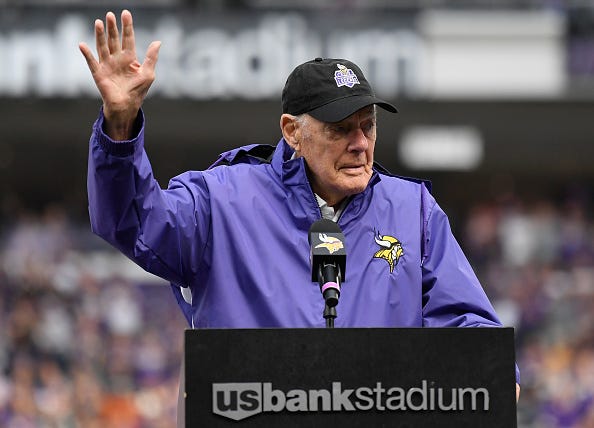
[184,328,517,427]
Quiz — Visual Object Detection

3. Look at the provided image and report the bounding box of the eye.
[362,121,376,136]
[326,124,349,139]
[331,125,347,134]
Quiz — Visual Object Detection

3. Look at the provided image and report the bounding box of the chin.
[342,182,368,197]
[331,174,371,199]
[349,175,371,190]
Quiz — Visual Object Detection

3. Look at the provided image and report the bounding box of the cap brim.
[307,95,397,123]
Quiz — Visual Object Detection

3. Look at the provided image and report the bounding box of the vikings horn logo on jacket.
[373,230,404,273]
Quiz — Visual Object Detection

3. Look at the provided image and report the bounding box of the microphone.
[308,219,347,308]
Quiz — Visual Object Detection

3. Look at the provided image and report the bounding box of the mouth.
[340,164,366,174]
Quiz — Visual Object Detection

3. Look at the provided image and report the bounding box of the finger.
[121,9,136,53]
[105,11,120,54]
[79,42,99,74]
[94,19,110,62]
[516,384,520,403]
[142,41,162,73]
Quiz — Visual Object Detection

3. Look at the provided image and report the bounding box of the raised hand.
[79,10,161,140]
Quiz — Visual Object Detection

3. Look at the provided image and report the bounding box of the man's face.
[293,106,377,207]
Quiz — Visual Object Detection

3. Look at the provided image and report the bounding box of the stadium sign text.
[0,14,423,99]
[212,380,490,421]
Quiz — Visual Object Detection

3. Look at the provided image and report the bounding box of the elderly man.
[80,10,519,403]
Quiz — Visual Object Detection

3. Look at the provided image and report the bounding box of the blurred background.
[1,0,593,426]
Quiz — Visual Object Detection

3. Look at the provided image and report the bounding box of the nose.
[348,128,369,153]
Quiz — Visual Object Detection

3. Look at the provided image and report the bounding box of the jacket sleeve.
[420,186,521,384]
[420,186,501,328]
[87,109,211,286]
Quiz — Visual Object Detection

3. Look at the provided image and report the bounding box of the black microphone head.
[309,219,346,282]
[308,218,341,244]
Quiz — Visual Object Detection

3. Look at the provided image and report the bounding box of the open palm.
[79,10,160,139]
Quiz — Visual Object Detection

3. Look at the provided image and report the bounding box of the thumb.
[142,41,161,72]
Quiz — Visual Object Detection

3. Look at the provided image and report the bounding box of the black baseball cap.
[281,57,397,123]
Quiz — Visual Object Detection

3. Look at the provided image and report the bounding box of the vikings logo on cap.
[315,233,344,255]
[373,230,404,273]
[334,64,360,88]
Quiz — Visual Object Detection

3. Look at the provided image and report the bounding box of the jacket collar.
[271,138,308,186]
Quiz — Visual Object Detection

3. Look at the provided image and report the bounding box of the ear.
[280,114,300,151]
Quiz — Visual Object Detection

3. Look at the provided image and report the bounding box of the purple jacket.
[89,110,521,383]
[88,110,505,331]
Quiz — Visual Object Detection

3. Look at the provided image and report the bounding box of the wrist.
[102,106,140,141]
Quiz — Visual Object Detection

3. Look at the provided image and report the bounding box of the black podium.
[184,328,517,427]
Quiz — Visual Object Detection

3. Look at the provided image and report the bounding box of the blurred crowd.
[0,206,185,427]
[0,185,593,427]
[462,186,594,428]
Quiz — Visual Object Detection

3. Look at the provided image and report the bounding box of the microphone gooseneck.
[319,263,340,307]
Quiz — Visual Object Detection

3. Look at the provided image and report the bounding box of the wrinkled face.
[284,106,377,207]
